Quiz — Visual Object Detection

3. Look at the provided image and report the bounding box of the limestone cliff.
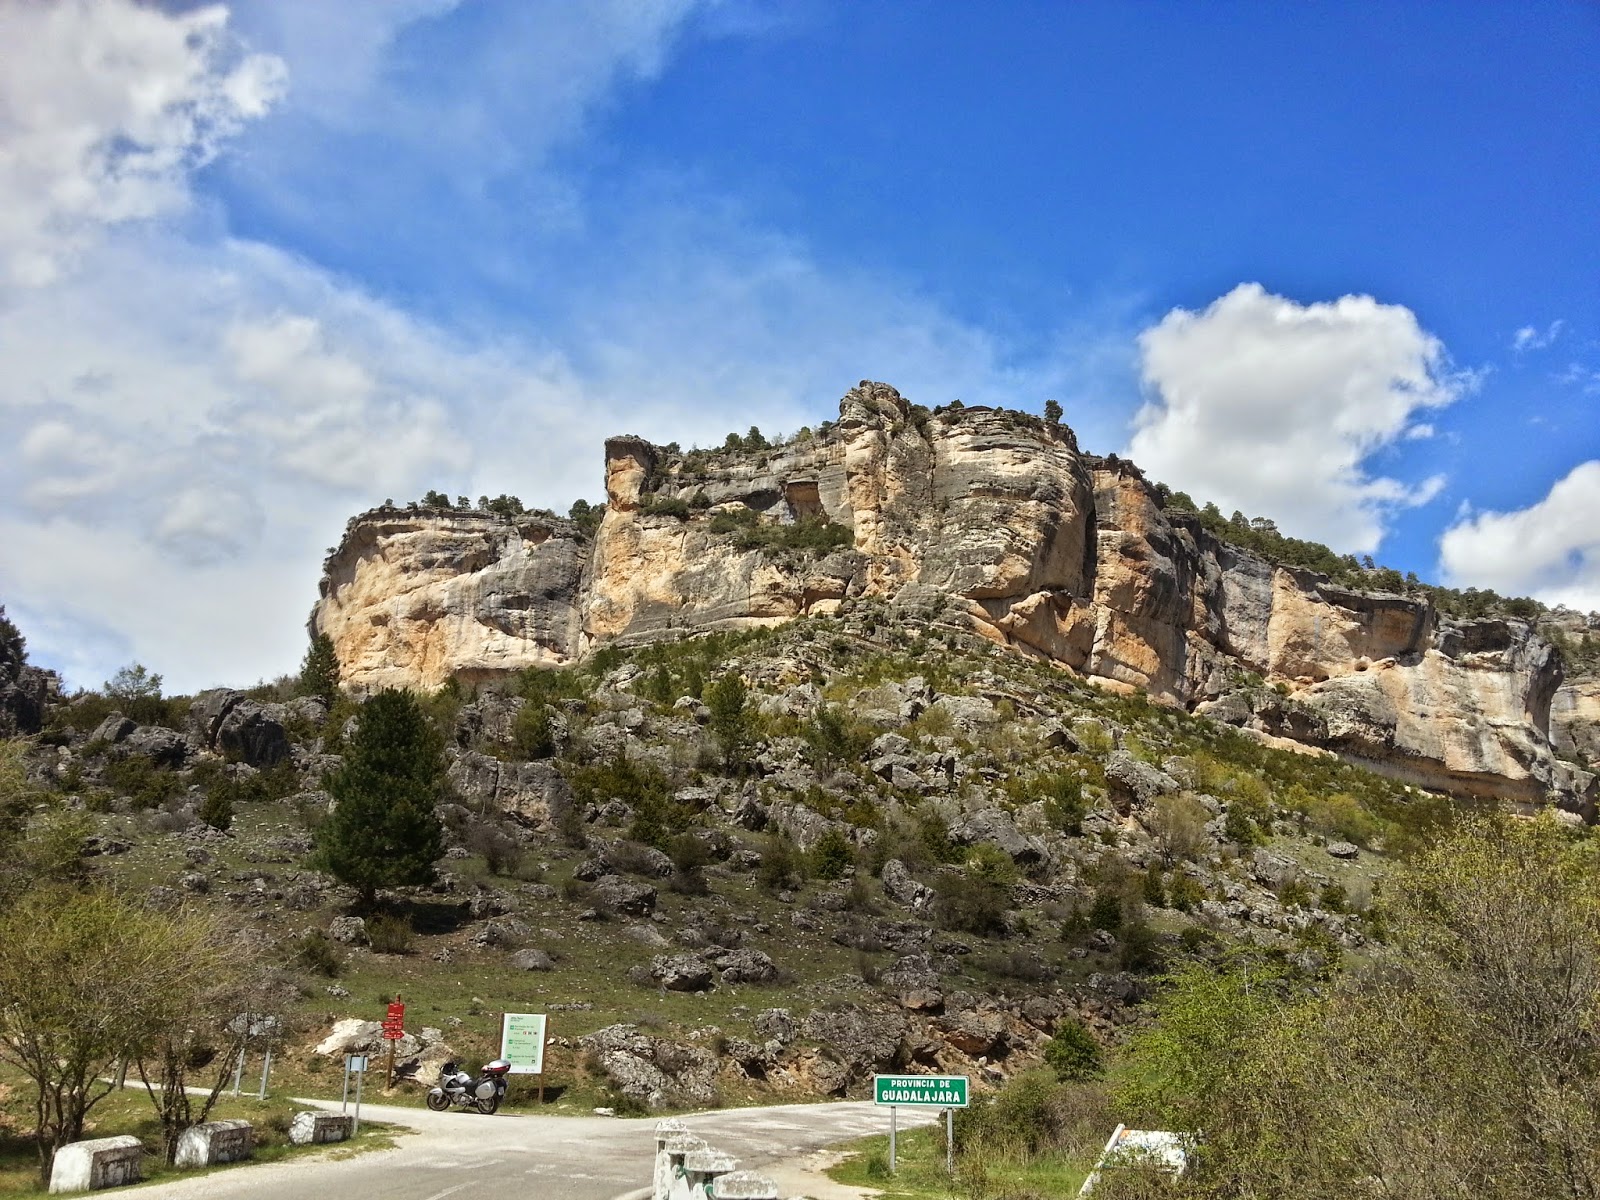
[312,382,1595,814]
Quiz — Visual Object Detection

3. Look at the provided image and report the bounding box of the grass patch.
[828,1121,1093,1200]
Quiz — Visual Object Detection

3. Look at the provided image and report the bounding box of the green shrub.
[1118,918,1162,972]
[510,704,557,759]
[1142,861,1167,907]
[803,705,871,767]
[198,789,233,832]
[1224,805,1262,846]
[757,833,806,893]
[101,754,181,809]
[466,822,524,876]
[296,931,343,977]
[1168,872,1207,912]
[1089,887,1123,933]
[367,913,414,955]
[1043,1018,1103,1081]
[934,872,1010,937]
[641,496,692,519]
[810,827,853,881]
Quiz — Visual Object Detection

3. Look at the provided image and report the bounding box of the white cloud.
[1557,363,1600,394]
[0,0,285,286]
[0,0,1129,697]
[1126,283,1463,554]
[1512,319,1565,353]
[1439,461,1600,611]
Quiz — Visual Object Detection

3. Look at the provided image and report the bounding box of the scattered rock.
[327,916,368,946]
[591,875,657,917]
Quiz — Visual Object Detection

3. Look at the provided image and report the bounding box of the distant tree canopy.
[1043,398,1063,423]
[478,493,525,519]
[1153,483,1547,625]
[568,498,604,538]
[0,604,24,671]
[314,688,446,908]
[103,663,169,725]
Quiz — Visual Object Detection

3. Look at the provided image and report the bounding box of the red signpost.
[382,997,405,1087]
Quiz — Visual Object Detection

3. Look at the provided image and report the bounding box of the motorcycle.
[426,1058,511,1114]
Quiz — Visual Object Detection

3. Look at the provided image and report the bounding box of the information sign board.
[873,1074,969,1108]
[499,1013,547,1074]
[346,1056,368,1072]
[381,1001,406,1041]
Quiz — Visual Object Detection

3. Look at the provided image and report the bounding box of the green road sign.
[500,1013,547,1074]
[873,1074,969,1107]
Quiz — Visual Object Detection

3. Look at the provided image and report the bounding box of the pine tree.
[1043,398,1063,423]
[314,689,446,909]
[298,633,340,704]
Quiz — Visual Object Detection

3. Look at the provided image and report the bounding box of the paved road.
[129,1099,939,1200]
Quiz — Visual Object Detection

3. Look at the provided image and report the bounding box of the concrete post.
[682,1148,736,1199]
[653,1119,688,1200]
[710,1169,780,1199]
[661,1131,709,1200]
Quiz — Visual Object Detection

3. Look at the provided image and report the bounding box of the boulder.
[712,948,778,985]
[327,916,367,945]
[799,1004,908,1082]
[881,859,934,911]
[591,875,657,917]
[939,1008,1008,1058]
[219,700,289,768]
[948,807,1048,866]
[881,954,944,1012]
[510,948,555,971]
[90,714,135,746]
[1104,750,1180,812]
[118,725,193,767]
[314,1019,383,1056]
[474,917,531,948]
[652,954,716,992]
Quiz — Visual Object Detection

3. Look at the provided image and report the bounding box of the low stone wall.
[288,1112,354,1145]
[175,1119,254,1168]
[651,1120,779,1200]
[48,1136,143,1194]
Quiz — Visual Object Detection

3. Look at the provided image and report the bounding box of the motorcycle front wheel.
[426,1089,450,1112]
[475,1095,500,1115]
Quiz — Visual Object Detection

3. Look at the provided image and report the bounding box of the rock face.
[312,382,1594,812]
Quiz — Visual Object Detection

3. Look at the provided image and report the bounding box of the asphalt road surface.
[129,1099,940,1200]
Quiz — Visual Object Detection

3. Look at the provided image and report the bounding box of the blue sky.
[1,0,1596,693]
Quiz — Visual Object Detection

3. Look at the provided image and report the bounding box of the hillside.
[0,596,1537,1116]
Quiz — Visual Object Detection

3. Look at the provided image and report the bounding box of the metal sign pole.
[946,1107,954,1174]
[232,1048,244,1097]
[353,1063,363,1136]
[342,1058,351,1113]
[258,1047,272,1100]
[538,1016,549,1106]
[889,1105,897,1173]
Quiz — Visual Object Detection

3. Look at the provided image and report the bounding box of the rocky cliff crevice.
[311,381,1595,814]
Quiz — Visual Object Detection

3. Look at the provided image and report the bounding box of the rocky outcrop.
[1554,680,1600,770]
[311,382,1593,812]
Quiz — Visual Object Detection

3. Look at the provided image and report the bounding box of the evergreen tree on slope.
[315,689,445,909]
